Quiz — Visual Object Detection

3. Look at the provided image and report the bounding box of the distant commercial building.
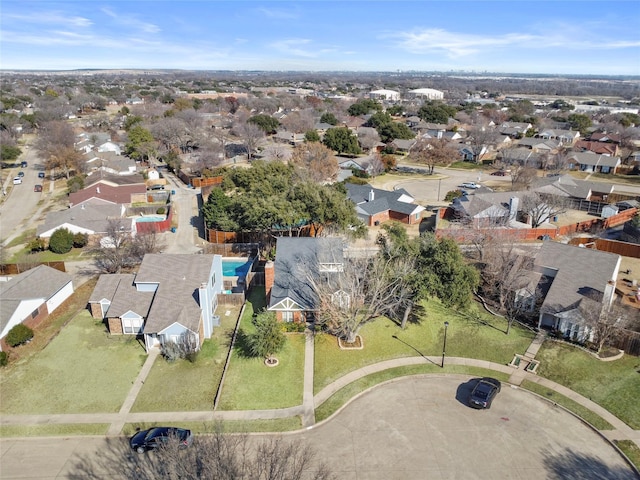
[369,89,401,101]
[408,88,444,100]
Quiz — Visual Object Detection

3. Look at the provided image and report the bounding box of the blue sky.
[1,1,639,75]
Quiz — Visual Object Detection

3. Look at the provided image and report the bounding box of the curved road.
[0,376,635,479]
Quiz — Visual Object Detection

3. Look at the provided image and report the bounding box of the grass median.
[535,342,640,429]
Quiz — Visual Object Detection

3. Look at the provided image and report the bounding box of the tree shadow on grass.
[541,447,637,480]
[232,328,254,359]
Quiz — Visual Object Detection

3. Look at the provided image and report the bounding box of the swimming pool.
[222,259,252,277]
[136,215,166,223]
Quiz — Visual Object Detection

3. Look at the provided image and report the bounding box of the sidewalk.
[2,335,638,449]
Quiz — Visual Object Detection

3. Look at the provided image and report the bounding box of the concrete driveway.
[1,376,634,479]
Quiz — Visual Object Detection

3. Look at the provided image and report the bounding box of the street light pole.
[437,178,441,201]
[441,321,449,368]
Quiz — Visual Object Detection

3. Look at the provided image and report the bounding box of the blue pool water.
[136,215,166,223]
[222,259,252,277]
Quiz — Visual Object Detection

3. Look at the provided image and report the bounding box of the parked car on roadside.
[38,172,46,178]
[468,377,501,409]
[17,171,24,177]
[129,427,193,453]
[21,161,28,168]
[460,181,480,189]
[34,184,43,192]
[491,170,507,176]
[13,177,22,185]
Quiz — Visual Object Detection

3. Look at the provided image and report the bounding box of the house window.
[331,290,350,309]
[282,311,294,323]
[31,308,39,319]
[122,317,143,334]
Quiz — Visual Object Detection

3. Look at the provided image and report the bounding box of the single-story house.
[37,202,130,239]
[574,140,620,157]
[266,237,344,323]
[89,254,224,352]
[0,266,74,350]
[345,183,425,226]
[498,122,533,138]
[567,152,621,174]
[68,176,147,207]
[536,129,580,145]
[516,137,560,153]
[530,242,620,342]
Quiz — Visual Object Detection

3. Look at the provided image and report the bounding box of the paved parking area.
[0,376,635,479]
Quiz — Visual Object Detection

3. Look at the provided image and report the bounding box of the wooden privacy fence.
[436,207,638,243]
[613,329,640,356]
[569,237,640,259]
[0,261,66,275]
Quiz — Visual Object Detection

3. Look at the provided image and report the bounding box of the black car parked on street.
[129,427,193,453]
[468,377,501,409]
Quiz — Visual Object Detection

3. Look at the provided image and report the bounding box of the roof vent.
[368,189,375,202]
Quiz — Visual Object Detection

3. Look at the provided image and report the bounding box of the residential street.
[1,376,635,479]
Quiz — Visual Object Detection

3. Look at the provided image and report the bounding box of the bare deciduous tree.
[69,429,334,480]
[93,219,164,273]
[280,109,316,133]
[409,137,457,174]
[520,193,568,228]
[466,125,499,163]
[234,122,265,160]
[290,142,338,183]
[308,254,415,343]
[35,120,83,178]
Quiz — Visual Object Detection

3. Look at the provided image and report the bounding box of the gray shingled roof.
[269,237,344,311]
[534,242,620,316]
[345,183,422,218]
[136,254,216,334]
[37,203,126,237]
[89,273,153,318]
[1,266,73,335]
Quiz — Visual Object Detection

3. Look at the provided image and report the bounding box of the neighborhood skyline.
[1,1,640,75]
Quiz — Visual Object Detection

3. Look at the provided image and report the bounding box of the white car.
[460,182,480,189]
[13,177,22,185]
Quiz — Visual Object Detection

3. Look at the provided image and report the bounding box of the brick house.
[345,183,425,227]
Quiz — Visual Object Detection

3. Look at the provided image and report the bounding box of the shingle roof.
[534,242,620,315]
[89,273,153,318]
[136,254,215,334]
[269,237,344,311]
[1,266,73,334]
[37,203,126,237]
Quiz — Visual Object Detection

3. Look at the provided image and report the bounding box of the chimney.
[368,189,375,202]
[264,261,275,303]
[509,197,519,221]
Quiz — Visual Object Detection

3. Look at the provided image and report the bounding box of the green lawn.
[314,299,534,392]
[131,308,239,412]
[0,424,109,437]
[614,440,640,471]
[535,342,640,429]
[9,246,91,263]
[217,288,305,410]
[0,311,145,415]
[521,381,613,430]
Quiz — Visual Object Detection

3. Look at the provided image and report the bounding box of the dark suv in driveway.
[468,377,501,409]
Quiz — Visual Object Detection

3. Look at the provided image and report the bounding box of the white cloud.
[390,27,640,58]
[100,7,160,34]
[256,7,300,20]
[4,11,92,28]
[269,38,316,58]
